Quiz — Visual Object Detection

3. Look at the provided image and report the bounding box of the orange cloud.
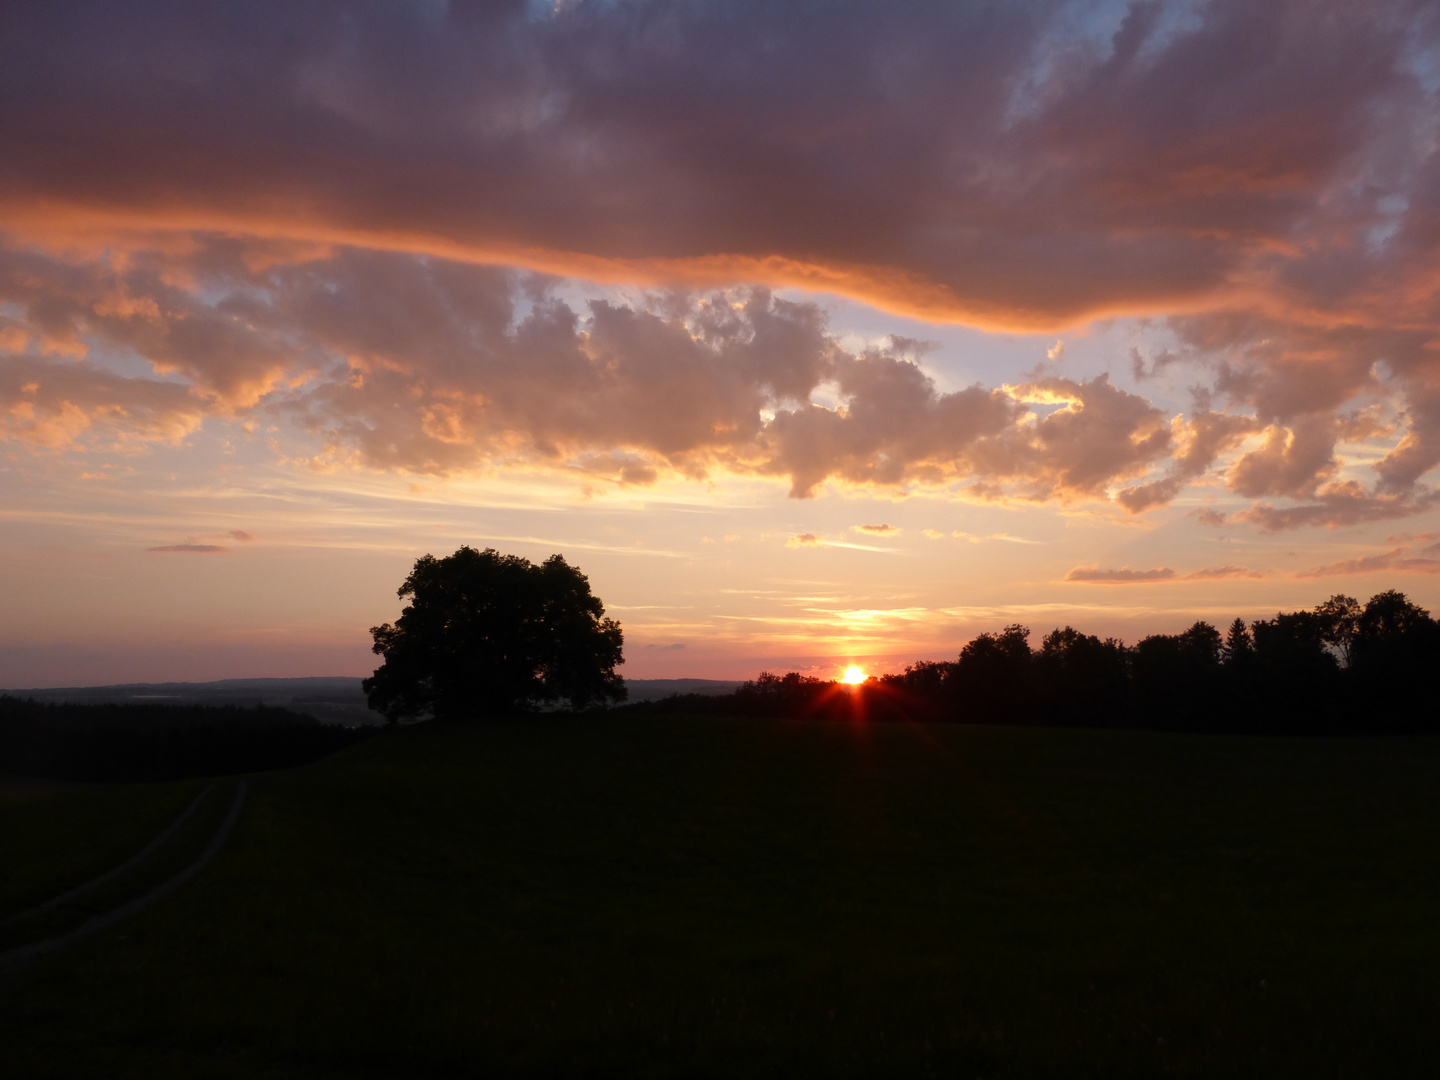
[0,355,202,449]
[5,0,1440,528]
[6,234,1437,527]
[0,245,1194,503]
[1182,565,1266,581]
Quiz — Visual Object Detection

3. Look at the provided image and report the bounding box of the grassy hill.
[2,715,1439,1077]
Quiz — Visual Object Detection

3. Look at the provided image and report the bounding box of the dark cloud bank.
[3,0,1440,526]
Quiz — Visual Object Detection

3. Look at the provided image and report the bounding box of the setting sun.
[842,666,866,684]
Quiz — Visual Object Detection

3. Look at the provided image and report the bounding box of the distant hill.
[1,676,747,720]
[3,677,380,726]
[621,678,746,702]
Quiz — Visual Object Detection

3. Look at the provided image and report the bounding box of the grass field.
[0,778,200,914]
[2,715,1438,1078]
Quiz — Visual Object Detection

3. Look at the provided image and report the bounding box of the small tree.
[1313,594,1362,666]
[364,547,625,721]
[1222,617,1253,665]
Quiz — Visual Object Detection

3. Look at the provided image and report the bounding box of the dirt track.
[0,781,247,969]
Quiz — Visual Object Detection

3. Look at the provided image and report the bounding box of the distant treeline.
[625,590,1440,735]
[0,698,374,782]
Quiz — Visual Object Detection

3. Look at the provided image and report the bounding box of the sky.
[4,0,1440,687]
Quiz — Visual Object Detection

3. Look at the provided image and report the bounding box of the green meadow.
[3,716,1439,1078]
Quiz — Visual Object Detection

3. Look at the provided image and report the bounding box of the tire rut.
[0,783,214,930]
[0,781,248,970]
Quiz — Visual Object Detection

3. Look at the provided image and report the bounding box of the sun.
[842,666,866,684]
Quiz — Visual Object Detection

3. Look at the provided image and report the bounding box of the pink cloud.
[1065,566,1177,584]
[1066,563,1265,584]
[1295,547,1440,578]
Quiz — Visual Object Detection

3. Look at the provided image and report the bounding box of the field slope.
[2,715,1438,1078]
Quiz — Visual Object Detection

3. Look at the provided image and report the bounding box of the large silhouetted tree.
[364,547,625,721]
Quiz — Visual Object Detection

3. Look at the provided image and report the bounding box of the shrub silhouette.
[364,547,625,721]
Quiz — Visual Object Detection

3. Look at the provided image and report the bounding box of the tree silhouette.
[1131,621,1224,729]
[622,588,1438,735]
[1349,591,1438,730]
[1222,618,1253,665]
[1355,589,1432,643]
[1034,627,1128,726]
[364,547,625,721]
[952,624,1032,723]
[880,660,954,719]
[1314,594,1362,666]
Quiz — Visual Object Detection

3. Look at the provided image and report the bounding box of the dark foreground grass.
[2,716,1438,1078]
[0,779,199,914]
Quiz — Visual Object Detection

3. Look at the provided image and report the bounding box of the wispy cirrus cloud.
[1066,564,1267,584]
[1183,565,1267,582]
[145,530,255,554]
[1066,566,1178,585]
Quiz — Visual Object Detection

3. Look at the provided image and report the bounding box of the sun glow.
[842,666,866,684]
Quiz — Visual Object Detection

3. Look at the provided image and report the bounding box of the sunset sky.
[4,0,1440,687]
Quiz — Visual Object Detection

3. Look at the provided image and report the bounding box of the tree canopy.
[363,547,625,721]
